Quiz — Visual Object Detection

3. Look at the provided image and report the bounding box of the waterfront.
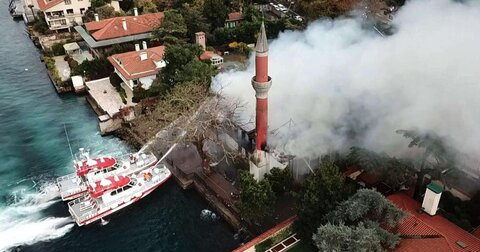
[0,4,238,251]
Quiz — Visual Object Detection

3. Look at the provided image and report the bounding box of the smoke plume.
[213,0,480,172]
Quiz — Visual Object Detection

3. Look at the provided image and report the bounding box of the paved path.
[86,77,124,117]
[53,56,70,81]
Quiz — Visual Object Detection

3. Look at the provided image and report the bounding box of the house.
[225,12,244,28]
[75,10,163,57]
[388,193,480,251]
[37,0,91,31]
[108,42,166,91]
[195,32,223,68]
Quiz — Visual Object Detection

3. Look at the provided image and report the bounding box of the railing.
[68,168,170,223]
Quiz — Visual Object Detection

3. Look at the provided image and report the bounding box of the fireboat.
[56,148,158,201]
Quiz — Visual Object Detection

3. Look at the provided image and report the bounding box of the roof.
[63,42,80,52]
[88,175,130,198]
[388,193,480,251]
[37,0,63,11]
[71,75,83,87]
[233,216,297,252]
[255,22,268,53]
[199,51,221,61]
[75,26,154,49]
[84,12,164,41]
[427,182,444,194]
[108,46,166,80]
[473,228,480,239]
[226,12,244,22]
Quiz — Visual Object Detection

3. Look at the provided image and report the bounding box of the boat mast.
[64,123,75,162]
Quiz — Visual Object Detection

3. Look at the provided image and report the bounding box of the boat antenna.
[64,123,75,162]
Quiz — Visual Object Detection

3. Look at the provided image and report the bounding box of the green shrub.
[51,43,65,56]
[109,73,127,104]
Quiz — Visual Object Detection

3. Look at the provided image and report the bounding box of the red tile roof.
[37,0,63,11]
[108,46,166,80]
[473,228,480,239]
[199,51,220,61]
[388,193,480,252]
[226,12,244,22]
[85,13,164,41]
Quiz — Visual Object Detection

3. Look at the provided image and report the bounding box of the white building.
[107,42,166,91]
[195,32,224,68]
[37,0,91,31]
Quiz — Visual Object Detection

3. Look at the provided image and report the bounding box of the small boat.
[68,162,171,226]
[56,148,157,201]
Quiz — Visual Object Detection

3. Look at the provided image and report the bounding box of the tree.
[296,0,348,20]
[91,0,112,8]
[319,189,406,250]
[96,5,116,19]
[135,0,158,13]
[203,0,228,30]
[295,158,352,240]
[347,146,415,191]
[264,167,292,194]
[237,170,276,222]
[152,10,188,44]
[160,43,203,88]
[181,1,211,43]
[396,129,457,200]
[72,58,113,80]
[33,11,50,34]
[313,222,385,252]
[175,60,215,86]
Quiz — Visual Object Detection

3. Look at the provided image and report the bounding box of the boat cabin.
[75,157,117,176]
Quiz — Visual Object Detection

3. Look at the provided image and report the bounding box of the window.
[80,8,85,14]
[64,0,71,5]
[66,9,73,14]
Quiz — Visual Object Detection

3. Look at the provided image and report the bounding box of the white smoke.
[214,0,480,171]
[0,183,74,251]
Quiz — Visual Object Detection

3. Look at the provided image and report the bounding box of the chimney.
[135,44,140,51]
[142,41,147,50]
[195,32,206,51]
[139,52,147,61]
[133,7,138,17]
[422,182,443,216]
[122,18,127,30]
[94,13,99,22]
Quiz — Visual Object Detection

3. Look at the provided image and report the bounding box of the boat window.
[111,190,117,196]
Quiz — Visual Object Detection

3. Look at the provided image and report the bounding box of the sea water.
[0,4,237,251]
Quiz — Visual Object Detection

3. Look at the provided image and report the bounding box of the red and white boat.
[56,148,157,201]
[68,161,172,226]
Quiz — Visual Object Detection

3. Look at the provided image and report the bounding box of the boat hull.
[73,170,172,226]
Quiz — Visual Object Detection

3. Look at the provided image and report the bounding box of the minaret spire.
[252,22,271,151]
[255,22,268,53]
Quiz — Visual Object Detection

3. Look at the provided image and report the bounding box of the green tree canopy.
[264,167,292,195]
[316,189,406,251]
[152,10,188,44]
[175,59,215,86]
[313,222,387,252]
[202,0,228,30]
[295,158,352,240]
[160,42,203,88]
[237,170,276,222]
[91,0,112,8]
[134,0,158,13]
[346,146,415,191]
[325,189,406,228]
[181,1,211,43]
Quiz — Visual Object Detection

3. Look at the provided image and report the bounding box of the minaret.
[252,22,271,151]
